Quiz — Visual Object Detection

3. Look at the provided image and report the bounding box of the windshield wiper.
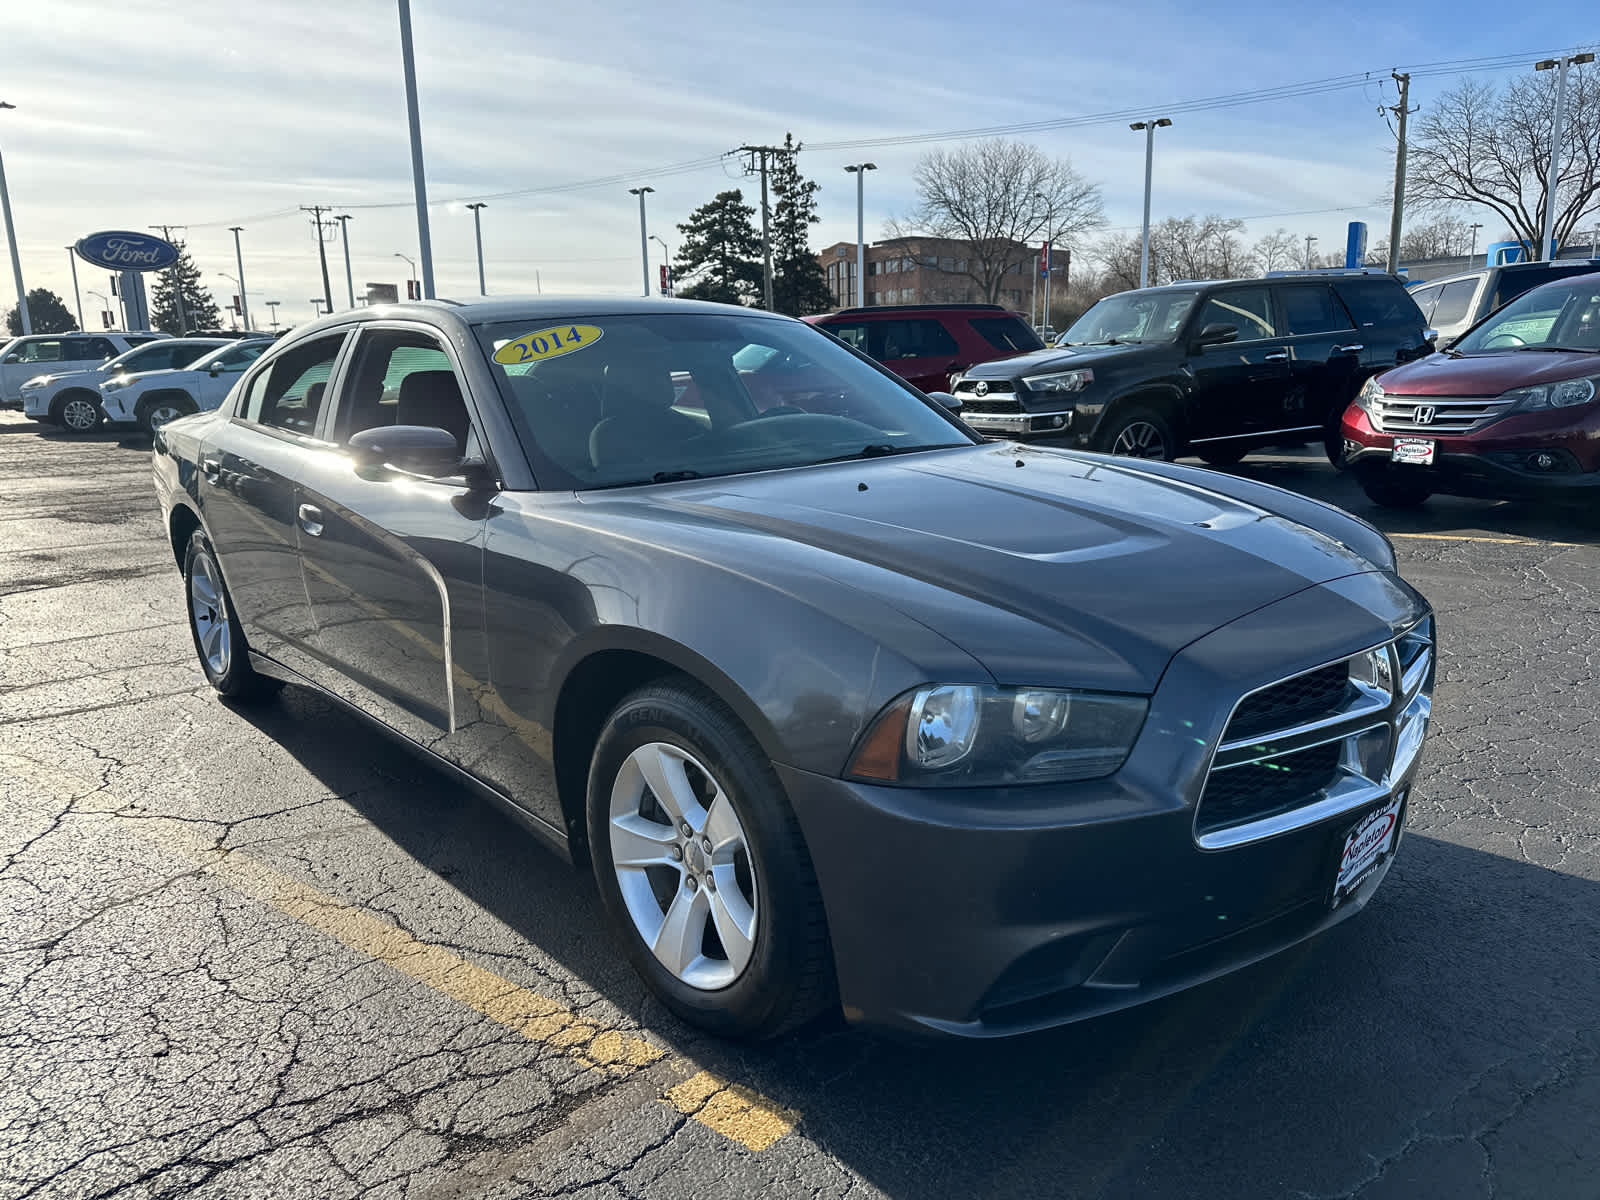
[1510,345,1599,354]
[813,442,965,465]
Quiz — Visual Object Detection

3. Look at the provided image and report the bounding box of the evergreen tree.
[150,241,220,334]
[673,190,763,306]
[5,288,78,335]
[769,134,833,317]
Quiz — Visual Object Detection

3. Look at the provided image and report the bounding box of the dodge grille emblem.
[1413,405,1435,425]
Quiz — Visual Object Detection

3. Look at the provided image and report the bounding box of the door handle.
[1263,351,1289,362]
[201,458,220,483]
[1334,343,1365,354]
[297,504,324,537]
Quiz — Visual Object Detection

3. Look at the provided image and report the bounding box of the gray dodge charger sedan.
[152,297,1434,1039]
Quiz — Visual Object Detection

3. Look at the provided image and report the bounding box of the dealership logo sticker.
[493,324,604,366]
[74,230,180,272]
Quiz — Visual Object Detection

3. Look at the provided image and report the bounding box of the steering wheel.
[1483,333,1526,349]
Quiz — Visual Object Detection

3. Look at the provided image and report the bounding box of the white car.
[0,331,166,408]
[22,337,231,433]
[99,339,272,433]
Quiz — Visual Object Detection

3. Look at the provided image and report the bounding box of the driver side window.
[336,329,477,459]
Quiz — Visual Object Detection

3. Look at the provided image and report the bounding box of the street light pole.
[87,290,110,330]
[396,0,436,298]
[650,234,672,296]
[265,300,281,330]
[1129,118,1172,289]
[466,202,487,295]
[218,273,240,329]
[65,246,83,329]
[334,215,355,308]
[1469,222,1483,261]
[844,163,876,307]
[1535,53,1594,261]
[228,226,251,330]
[628,187,654,298]
[394,252,416,301]
[0,102,31,334]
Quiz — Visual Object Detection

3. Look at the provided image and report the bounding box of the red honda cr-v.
[1341,273,1600,507]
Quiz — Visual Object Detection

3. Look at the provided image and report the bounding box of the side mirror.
[348,424,461,477]
[1424,328,1440,344]
[1193,323,1238,349]
[208,362,226,376]
[2,353,19,364]
[927,390,963,412]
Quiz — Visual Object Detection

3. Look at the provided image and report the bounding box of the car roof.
[1418,260,1600,289]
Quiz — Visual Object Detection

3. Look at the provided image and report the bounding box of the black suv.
[951,272,1431,465]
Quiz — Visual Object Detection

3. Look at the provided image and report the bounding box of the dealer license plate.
[1391,438,1435,466]
[1332,795,1404,907]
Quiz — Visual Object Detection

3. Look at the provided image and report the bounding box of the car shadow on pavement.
[229,686,1600,1199]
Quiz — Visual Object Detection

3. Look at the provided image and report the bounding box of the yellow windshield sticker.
[493,324,604,366]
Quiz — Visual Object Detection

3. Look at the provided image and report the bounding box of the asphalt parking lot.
[3,410,1599,1200]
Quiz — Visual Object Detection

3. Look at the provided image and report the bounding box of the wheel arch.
[137,387,199,414]
[1098,385,1187,447]
[166,500,204,569]
[548,631,789,864]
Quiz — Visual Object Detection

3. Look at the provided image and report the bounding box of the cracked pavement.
[2,412,1598,1198]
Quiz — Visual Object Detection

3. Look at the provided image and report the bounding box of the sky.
[1,0,1594,329]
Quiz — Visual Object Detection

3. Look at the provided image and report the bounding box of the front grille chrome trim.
[1370,393,1512,434]
[1215,684,1391,757]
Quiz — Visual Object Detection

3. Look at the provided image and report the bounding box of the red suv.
[806,304,1043,394]
[1341,273,1600,506]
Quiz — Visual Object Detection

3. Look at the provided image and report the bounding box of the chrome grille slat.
[1371,394,1512,434]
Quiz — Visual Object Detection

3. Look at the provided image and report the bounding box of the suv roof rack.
[827,303,1010,316]
[1263,268,1396,277]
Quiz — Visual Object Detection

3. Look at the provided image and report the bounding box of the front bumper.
[786,575,1432,1037]
[98,392,135,423]
[21,389,51,418]
[961,407,1076,438]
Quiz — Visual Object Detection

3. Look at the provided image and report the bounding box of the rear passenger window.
[1197,288,1276,340]
[239,334,346,435]
[822,322,868,352]
[969,316,1045,352]
[1336,278,1427,327]
[1429,279,1479,327]
[870,319,958,361]
[1407,284,1441,322]
[1279,285,1353,335]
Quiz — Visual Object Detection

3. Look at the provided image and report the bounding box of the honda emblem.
[1413,405,1435,425]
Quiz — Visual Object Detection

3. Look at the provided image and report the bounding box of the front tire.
[182,529,279,701]
[587,679,833,1039]
[139,393,197,436]
[1196,444,1247,467]
[1099,406,1176,461]
[1357,466,1433,509]
[52,392,103,434]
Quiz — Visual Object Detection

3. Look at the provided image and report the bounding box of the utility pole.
[300,205,335,317]
[466,202,487,295]
[397,0,436,299]
[1469,222,1483,261]
[1535,53,1595,260]
[628,187,653,297]
[65,246,83,329]
[265,300,281,330]
[149,223,188,332]
[1304,234,1318,269]
[739,144,793,310]
[333,214,355,308]
[1385,71,1414,275]
[228,226,250,331]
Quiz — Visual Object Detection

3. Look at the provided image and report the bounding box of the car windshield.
[190,340,269,371]
[475,312,975,489]
[1058,290,1199,346]
[106,341,217,374]
[1450,276,1600,354]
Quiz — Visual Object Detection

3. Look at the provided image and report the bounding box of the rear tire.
[1357,467,1433,509]
[1196,444,1247,467]
[138,393,197,436]
[51,391,103,434]
[587,678,833,1040]
[182,529,280,701]
[1099,406,1176,461]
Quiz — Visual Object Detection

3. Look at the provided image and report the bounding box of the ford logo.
[74,231,180,272]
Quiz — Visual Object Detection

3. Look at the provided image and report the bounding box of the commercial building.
[815,236,1040,312]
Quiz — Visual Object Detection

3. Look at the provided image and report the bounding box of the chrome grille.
[959,397,1025,415]
[954,379,1016,394]
[1370,394,1513,434]
[1196,618,1435,849]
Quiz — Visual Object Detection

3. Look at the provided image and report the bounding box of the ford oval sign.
[74,231,180,272]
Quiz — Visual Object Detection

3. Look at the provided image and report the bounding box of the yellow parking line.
[1388,531,1588,549]
[0,751,799,1152]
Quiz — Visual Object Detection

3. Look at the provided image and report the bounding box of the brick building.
[815,236,1037,312]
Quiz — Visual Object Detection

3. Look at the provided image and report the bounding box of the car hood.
[960,343,1155,379]
[1380,349,1600,395]
[575,444,1386,693]
[26,367,96,386]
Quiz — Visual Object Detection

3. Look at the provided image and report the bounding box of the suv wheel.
[51,392,103,435]
[1101,407,1176,461]
[138,393,197,435]
[1196,445,1247,467]
[1357,466,1433,508]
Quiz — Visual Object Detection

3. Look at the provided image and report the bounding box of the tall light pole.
[394,252,417,300]
[1535,53,1595,261]
[1129,118,1172,289]
[1304,234,1318,269]
[1469,222,1483,261]
[628,187,654,298]
[228,226,251,330]
[0,102,31,334]
[650,234,672,295]
[334,214,355,308]
[844,163,876,307]
[265,300,281,330]
[87,290,111,330]
[310,298,327,319]
[65,246,83,329]
[396,0,435,298]
[465,202,487,294]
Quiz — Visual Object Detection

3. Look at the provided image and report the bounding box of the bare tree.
[1408,72,1600,252]
[1092,214,1248,289]
[897,139,1104,303]
[1251,228,1300,274]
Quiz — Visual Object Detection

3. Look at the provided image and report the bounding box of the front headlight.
[1022,368,1095,394]
[846,684,1148,787]
[101,378,126,393]
[1501,377,1597,413]
[1355,375,1385,416]
[21,375,51,390]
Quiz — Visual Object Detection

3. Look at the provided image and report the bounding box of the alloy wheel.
[189,549,232,677]
[1111,420,1168,459]
[608,741,758,991]
[61,397,99,432]
[148,402,185,431]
